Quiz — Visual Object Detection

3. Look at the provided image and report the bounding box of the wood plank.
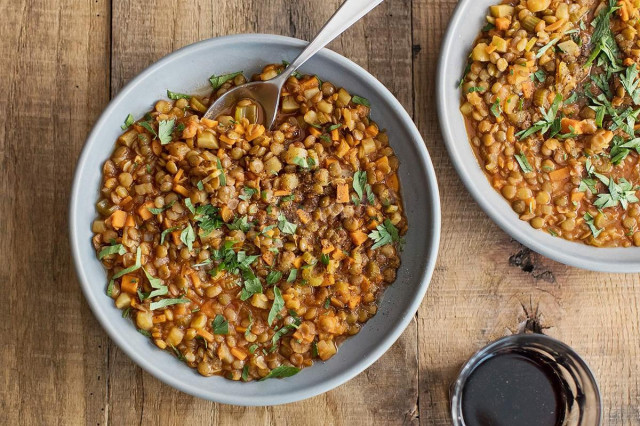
[109,0,416,424]
[0,0,111,424]
[412,0,640,424]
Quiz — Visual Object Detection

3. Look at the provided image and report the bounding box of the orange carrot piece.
[495,17,510,30]
[331,128,340,141]
[571,192,585,202]
[321,239,335,254]
[336,183,349,203]
[171,230,181,245]
[364,124,379,138]
[219,134,236,145]
[201,300,217,318]
[110,210,127,229]
[173,184,189,197]
[189,272,201,288]
[325,158,337,166]
[138,202,154,221]
[367,220,379,230]
[124,214,135,227]
[119,196,133,207]
[332,250,346,261]
[173,168,184,183]
[388,174,400,192]
[230,347,247,361]
[309,127,321,137]
[197,328,214,343]
[336,140,350,158]
[561,118,582,134]
[120,274,139,294]
[293,256,303,269]
[274,190,291,196]
[153,314,167,324]
[549,167,570,181]
[349,230,369,246]
[300,76,318,90]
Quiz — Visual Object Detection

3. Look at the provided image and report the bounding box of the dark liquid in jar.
[461,351,566,426]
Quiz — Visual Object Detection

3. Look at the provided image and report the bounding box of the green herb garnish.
[212,314,229,335]
[121,114,134,130]
[98,243,126,259]
[267,287,285,326]
[368,219,402,250]
[351,95,371,107]
[149,297,189,311]
[166,90,191,100]
[209,71,243,90]
[259,365,300,381]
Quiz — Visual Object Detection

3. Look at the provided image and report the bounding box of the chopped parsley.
[149,297,189,311]
[227,216,254,232]
[194,204,223,236]
[490,98,502,117]
[184,198,196,215]
[351,95,371,107]
[216,158,226,186]
[321,253,330,266]
[239,186,257,201]
[352,170,374,206]
[514,153,533,174]
[584,212,603,238]
[515,93,563,140]
[212,315,229,335]
[266,270,283,285]
[166,90,191,100]
[531,69,546,83]
[259,365,300,381]
[148,200,175,215]
[121,114,134,130]
[287,269,298,283]
[209,71,243,90]
[277,213,297,235]
[368,219,402,250]
[267,286,285,326]
[180,223,195,251]
[98,243,126,259]
[160,226,178,245]
[593,177,639,210]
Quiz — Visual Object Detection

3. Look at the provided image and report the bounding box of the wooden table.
[2,0,639,424]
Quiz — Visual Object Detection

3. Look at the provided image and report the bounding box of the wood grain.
[1,0,639,424]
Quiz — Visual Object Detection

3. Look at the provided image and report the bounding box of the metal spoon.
[203,0,384,128]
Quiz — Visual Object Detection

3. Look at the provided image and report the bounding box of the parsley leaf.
[277,213,297,235]
[351,95,371,107]
[194,204,223,236]
[266,270,283,285]
[216,157,226,186]
[594,177,639,210]
[531,70,546,83]
[148,200,175,215]
[139,120,157,138]
[515,153,533,173]
[160,226,178,245]
[121,114,134,130]
[98,243,126,259]
[584,212,603,238]
[166,90,191,100]
[516,93,563,140]
[239,186,257,201]
[368,219,402,250]
[150,297,189,310]
[259,365,300,381]
[212,315,229,335]
[180,223,195,251]
[158,119,175,145]
[209,71,243,90]
[184,198,196,215]
[227,216,253,232]
[268,286,285,326]
[287,269,298,283]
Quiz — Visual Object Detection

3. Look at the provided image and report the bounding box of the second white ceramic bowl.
[70,34,441,405]
[438,0,640,272]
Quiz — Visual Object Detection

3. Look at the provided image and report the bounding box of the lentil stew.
[92,63,407,381]
[460,0,640,247]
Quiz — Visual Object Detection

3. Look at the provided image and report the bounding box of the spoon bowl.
[203,0,384,128]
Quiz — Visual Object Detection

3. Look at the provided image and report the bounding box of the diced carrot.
[230,347,247,360]
[262,251,274,266]
[119,196,133,207]
[388,174,400,192]
[361,276,372,292]
[549,167,570,181]
[189,272,201,288]
[325,158,337,166]
[309,127,321,137]
[173,184,189,197]
[151,140,162,156]
[347,295,361,310]
[201,118,217,128]
[293,256,303,269]
[138,202,154,221]
[321,239,335,254]
[153,314,167,324]
[367,220,379,230]
[197,328,214,343]
[364,124,379,138]
[296,209,311,224]
[545,18,566,32]
[124,215,135,227]
[571,192,585,202]
[331,128,340,141]
[201,300,216,318]
[110,210,127,229]
[521,80,534,99]
[219,134,236,145]
[332,250,346,261]
[495,17,510,30]
[349,230,369,246]
[274,190,291,197]
[173,168,184,183]
[561,118,582,134]
[120,274,139,294]
[375,156,390,174]
[320,274,335,287]
[300,76,318,90]
[171,230,181,245]
[336,183,349,203]
[174,304,187,316]
[336,140,350,158]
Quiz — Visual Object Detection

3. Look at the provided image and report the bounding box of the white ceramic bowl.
[70,34,440,405]
[438,0,640,272]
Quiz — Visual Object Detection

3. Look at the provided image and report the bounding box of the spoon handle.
[283,0,384,78]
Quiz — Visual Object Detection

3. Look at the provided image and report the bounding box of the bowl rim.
[437,0,640,273]
[69,33,441,405]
